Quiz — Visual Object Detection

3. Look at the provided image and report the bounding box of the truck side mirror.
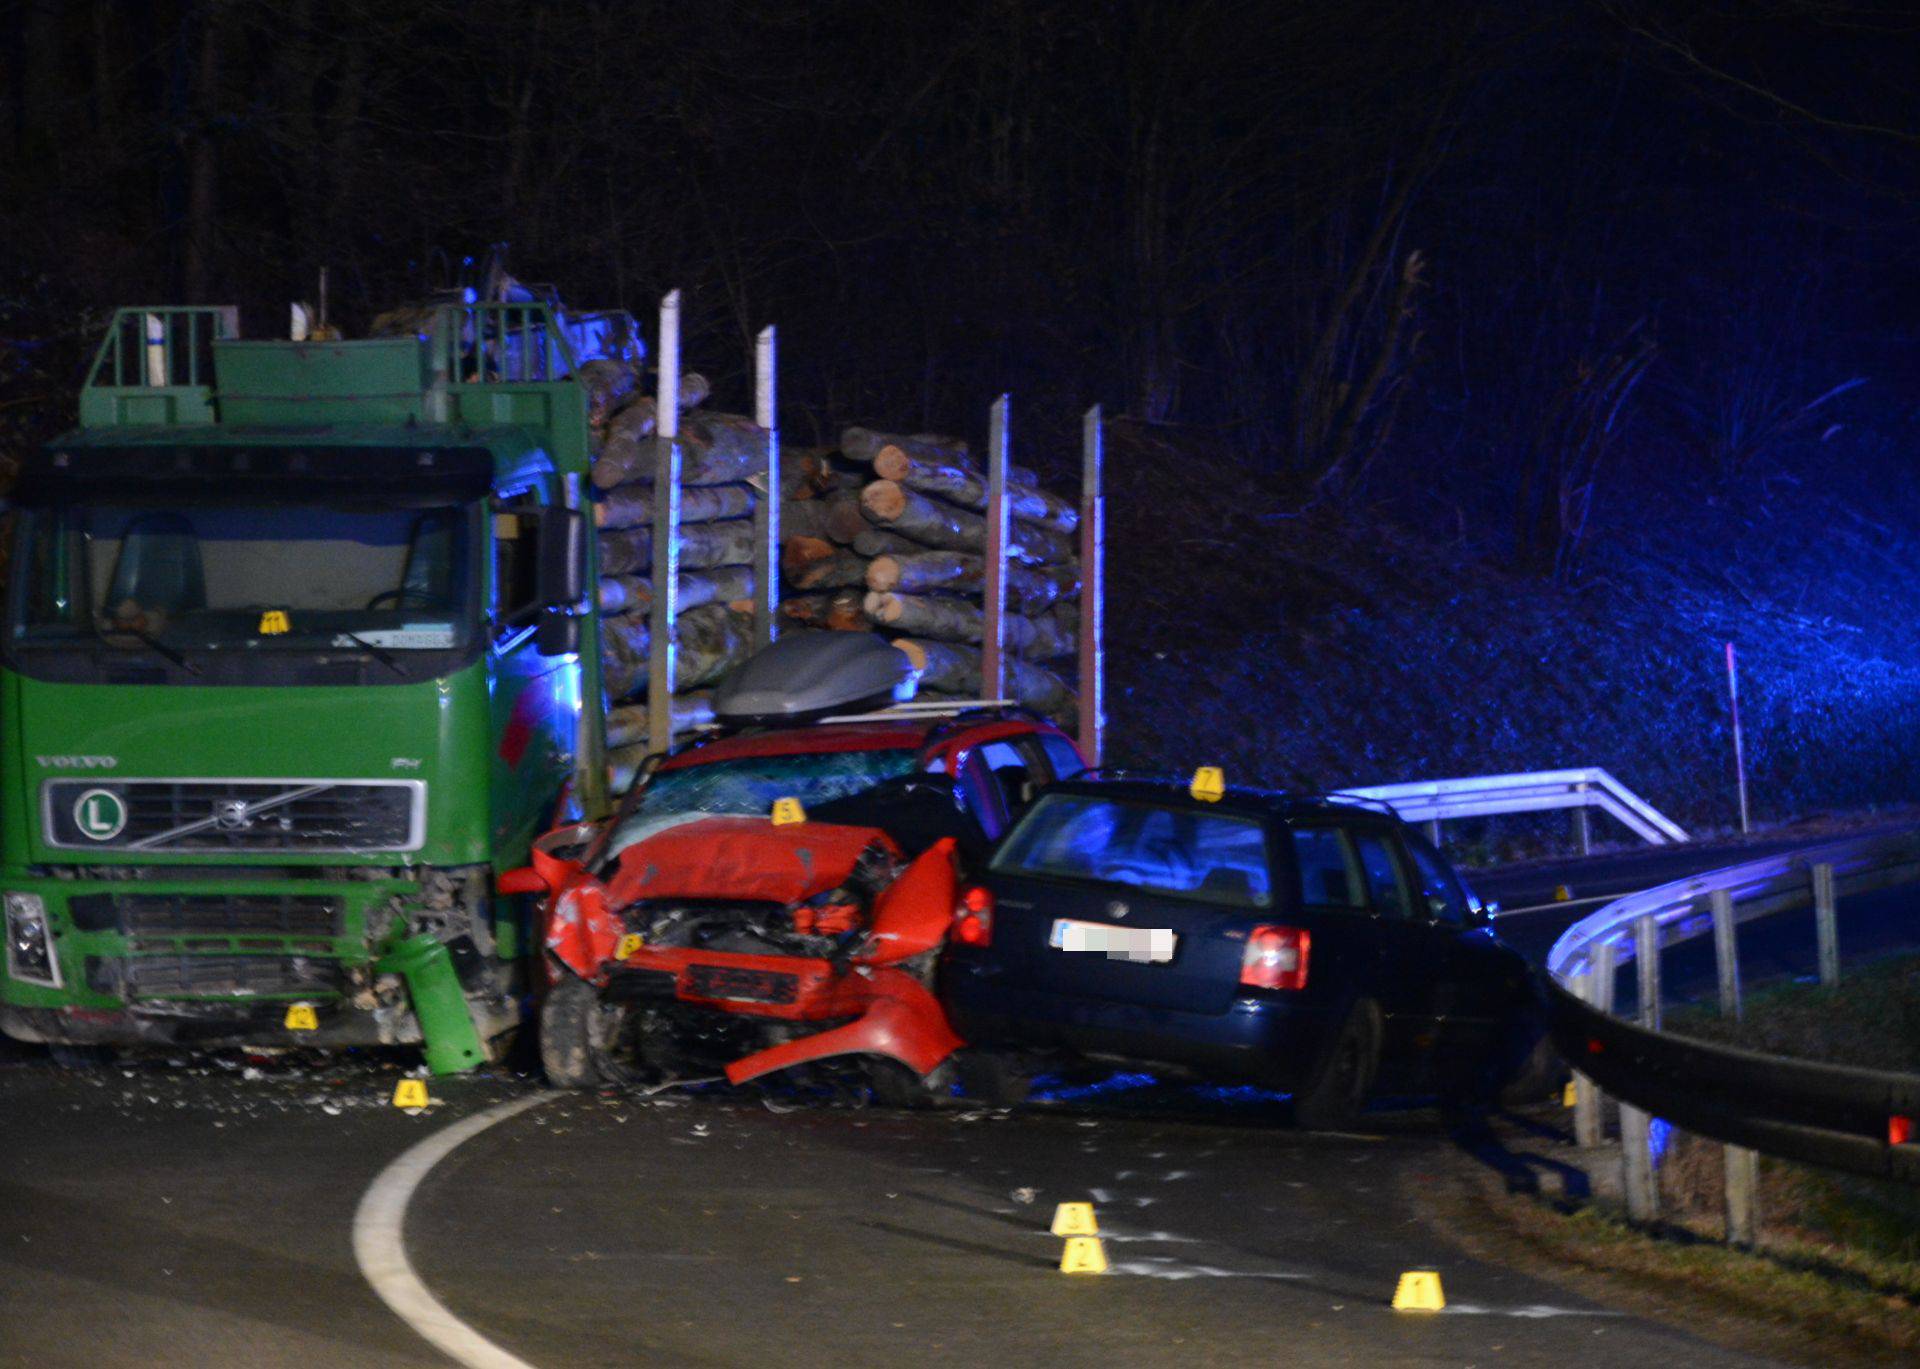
[534,507,585,610]
[534,612,580,657]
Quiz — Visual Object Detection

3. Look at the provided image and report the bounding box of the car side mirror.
[534,507,585,610]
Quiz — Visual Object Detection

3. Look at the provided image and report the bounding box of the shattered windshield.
[608,748,921,854]
[9,500,477,656]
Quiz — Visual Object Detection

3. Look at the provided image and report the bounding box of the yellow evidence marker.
[1051,1202,1099,1237]
[771,796,807,826]
[1189,766,1226,803]
[283,1002,318,1032]
[1562,1079,1579,1108]
[391,1079,431,1111]
[258,609,290,635]
[1392,1270,1445,1312]
[615,932,645,960]
[1059,1236,1109,1275]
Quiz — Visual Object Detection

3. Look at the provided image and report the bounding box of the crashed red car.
[511,631,1089,1096]
[525,811,970,1096]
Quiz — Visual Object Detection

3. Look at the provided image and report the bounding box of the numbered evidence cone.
[1059,1236,1108,1275]
[392,1078,431,1111]
[1051,1202,1099,1237]
[283,1002,318,1031]
[1391,1270,1445,1311]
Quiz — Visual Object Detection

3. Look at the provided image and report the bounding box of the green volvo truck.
[0,302,626,1071]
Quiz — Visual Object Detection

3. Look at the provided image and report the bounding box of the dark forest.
[6,0,1920,827]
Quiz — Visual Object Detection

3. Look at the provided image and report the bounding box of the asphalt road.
[3,829,1910,1368]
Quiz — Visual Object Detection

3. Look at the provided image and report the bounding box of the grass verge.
[1418,1123,1920,1365]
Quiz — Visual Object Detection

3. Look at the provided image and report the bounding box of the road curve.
[9,829,1899,1367]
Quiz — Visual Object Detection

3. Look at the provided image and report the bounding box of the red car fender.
[722,967,963,1085]
[541,861,622,983]
[864,837,960,965]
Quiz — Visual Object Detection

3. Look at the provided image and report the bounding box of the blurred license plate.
[1049,919,1176,963]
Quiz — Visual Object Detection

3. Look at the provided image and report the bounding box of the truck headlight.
[5,893,61,988]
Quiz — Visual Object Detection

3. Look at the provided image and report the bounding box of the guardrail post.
[1573,805,1591,856]
[1573,967,1605,1148]
[1424,819,1442,847]
[1620,1104,1659,1222]
[1711,889,1741,1021]
[1812,861,1839,987]
[1622,917,1661,1222]
[1710,887,1760,1245]
[1724,1145,1759,1247]
[1635,914,1661,1030]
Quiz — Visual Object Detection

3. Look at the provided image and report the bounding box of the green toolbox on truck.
[1,303,615,1071]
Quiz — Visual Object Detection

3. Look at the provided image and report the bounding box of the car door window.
[1037,734,1086,781]
[958,751,1010,839]
[1352,831,1413,919]
[1291,826,1364,909]
[991,794,1271,908]
[975,740,1038,817]
[1405,835,1472,926]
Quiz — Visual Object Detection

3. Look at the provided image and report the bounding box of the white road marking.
[353,1092,555,1369]
[1442,1303,1625,1319]
[1492,894,1618,917]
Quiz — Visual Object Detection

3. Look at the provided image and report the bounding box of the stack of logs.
[579,359,1081,760]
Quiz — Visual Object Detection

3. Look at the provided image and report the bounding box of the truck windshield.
[8,500,477,658]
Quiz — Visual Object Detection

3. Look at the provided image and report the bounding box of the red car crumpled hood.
[605,816,901,908]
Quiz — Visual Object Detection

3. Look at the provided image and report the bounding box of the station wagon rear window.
[991,794,1271,908]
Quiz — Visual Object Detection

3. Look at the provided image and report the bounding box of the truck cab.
[1,304,612,1069]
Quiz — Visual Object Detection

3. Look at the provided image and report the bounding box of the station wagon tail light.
[953,886,994,947]
[1241,924,1310,991]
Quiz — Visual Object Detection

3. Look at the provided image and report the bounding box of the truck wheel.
[1292,999,1381,1131]
[956,1049,1032,1107]
[48,1043,114,1071]
[539,976,604,1089]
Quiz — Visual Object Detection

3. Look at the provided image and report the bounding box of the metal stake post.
[647,290,683,760]
[1812,861,1839,987]
[980,395,1011,704]
[1573,805,1592,856]
[753,325,779,649]
[1726,642,1750,834]
[1077,405,1106,765]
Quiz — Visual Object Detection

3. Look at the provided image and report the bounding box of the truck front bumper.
[0,871,426,1049]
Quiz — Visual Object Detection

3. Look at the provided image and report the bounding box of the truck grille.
[86,953,342,999]
[68,893,346,939]
[43,779,423,853]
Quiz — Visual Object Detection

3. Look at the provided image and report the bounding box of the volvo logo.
[213,799,256,832]
[73,788,128,841]
[39,755,118,770]
[1107,900,1130,920]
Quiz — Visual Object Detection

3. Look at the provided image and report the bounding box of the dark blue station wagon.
[940,776,1548,1126]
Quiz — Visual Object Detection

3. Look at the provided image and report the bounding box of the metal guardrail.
[1343,767,1689,849]
[1545,828,1920,1239]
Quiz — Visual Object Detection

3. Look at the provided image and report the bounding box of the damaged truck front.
[1,304,616,1070]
